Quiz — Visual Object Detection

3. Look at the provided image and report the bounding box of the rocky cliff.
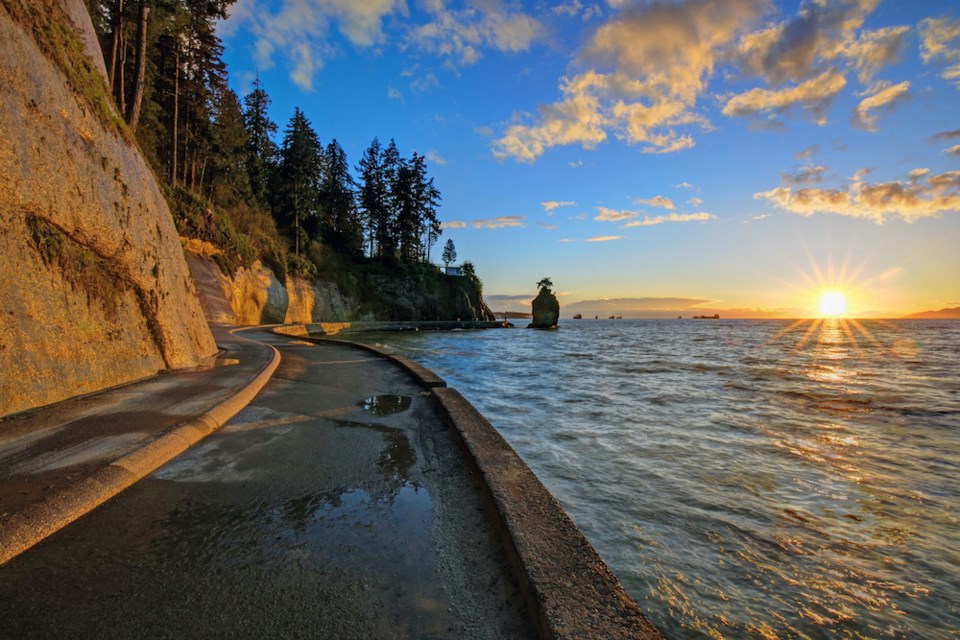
[185,246,493,326]
[0,0,217,417]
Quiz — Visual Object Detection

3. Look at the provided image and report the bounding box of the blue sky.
[218,0,960,317]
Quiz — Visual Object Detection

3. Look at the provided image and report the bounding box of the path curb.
[272,323,663,640]
[0,331,280,566]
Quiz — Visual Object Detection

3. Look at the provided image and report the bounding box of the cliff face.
[0,0,217,417]
[186,250,493,326]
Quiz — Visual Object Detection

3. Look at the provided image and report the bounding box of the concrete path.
[0,330,535,638]
[0,325,279,563]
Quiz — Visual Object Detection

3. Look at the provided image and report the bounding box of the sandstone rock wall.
[0,0,217,417]
[185,251,490,327]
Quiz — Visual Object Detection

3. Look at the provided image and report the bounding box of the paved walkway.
[0,329,535,638]
[0,325,278,563]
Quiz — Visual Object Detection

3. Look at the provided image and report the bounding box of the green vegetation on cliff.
[82,0,462,307]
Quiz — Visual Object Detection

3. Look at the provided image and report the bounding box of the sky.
[217,0,960,318]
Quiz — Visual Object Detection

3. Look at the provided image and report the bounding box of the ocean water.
[359,319,960,639]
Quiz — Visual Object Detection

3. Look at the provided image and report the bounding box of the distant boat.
[608,315,615,319]
[573,314,582,319]
[692,314,720,319]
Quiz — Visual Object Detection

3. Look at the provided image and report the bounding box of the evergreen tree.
[319,139,362,256]
[441,239,457,269]
[274,108,323,256]
[206,86,253,207]
[242,75,278,207]
[379,139,402,261]
[357,137,388,258]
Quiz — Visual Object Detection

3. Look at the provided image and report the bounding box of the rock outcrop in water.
[0,0,217,417]
[529,279,559,329]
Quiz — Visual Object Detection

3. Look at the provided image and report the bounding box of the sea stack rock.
[528,278,559,329]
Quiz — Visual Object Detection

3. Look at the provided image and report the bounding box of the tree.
[461,261,482,295]
[537,277,553,292]
[441,239,457,269]
[357,137,388,258]
[274,108,323,256]
[242,75,278,207]
[319,139,362,256]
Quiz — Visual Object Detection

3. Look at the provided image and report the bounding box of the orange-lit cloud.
[722,69,847,125]
[756,169,960,223]
[624,212,715,227]
[634,195,676,209]
[541,200,576,212]
[919,15,960,86]
[441,220,466,229]
[851,80,910,131]
[585,235,623,242]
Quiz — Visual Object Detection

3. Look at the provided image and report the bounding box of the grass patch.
[26,215,129,318]
[1,0,130,141]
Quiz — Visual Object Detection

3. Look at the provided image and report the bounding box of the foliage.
[461,261,482,295]
[537,277,553,292]
[441,239,457,268]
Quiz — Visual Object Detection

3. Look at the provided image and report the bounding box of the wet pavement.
[0,330,535,639]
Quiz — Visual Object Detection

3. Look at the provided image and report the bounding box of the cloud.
[947,144,960,157]
[541,200,576,212]
[623,212,715,227]
[930,129,960,142]
[493,0,765,161]
[844,25,910,83]
[409,2,542,67]
[687,197,704,207]
[729,0,877,86]
[851,80,910,131]
[537,221,559,229]
[794,144,819,160]
[919,16,960,85]
[634,195,675,209]
[782,165,827,184]
[441,220,466,229]
[723,68,847,124]
[673,181,694,189]
[566,297,715,317]
[222,0,403,90]
[471,215,525,229]
[425,150,447,166]
[594,206,638,222]
[755,169,960,223]
[387,86,402,100]
[585,235,623,242]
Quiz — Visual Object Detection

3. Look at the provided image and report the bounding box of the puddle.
[359,395,412,416]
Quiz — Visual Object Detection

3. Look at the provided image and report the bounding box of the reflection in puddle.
[359,395,412,415]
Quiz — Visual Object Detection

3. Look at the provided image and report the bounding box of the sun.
[818,291,848,317]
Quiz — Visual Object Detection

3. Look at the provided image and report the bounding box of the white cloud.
[634,195,675,209]
[623,212,715,227]
[755,169,960,223]
[441,220,466,229]
[409,2,542,67]
[687,197,704,206]
[537,221,559,229]
[946,144,960,157]
[585,235,622,242]
[221,0,403,90]
[425,150,448,166]
[387,86,402,100]
[471,215,525,229]
[851,80,910,131]
[673,181,694,189]
[541,200,576,212]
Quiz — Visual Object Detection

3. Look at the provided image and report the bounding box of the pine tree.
[441,239,457,270]
[274,108,323,256]
[242,75,278,207]
[319,139,362,256]
[357,138,388,258]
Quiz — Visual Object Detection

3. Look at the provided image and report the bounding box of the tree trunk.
[116,24,126,114]
[107,0,124,92]
[126,3,149,133]
[170,43,179,187]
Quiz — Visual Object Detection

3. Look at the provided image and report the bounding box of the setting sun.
[818,291,848,317]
